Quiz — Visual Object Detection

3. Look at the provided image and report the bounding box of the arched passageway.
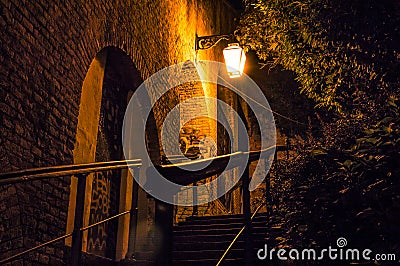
[67,46,160,260]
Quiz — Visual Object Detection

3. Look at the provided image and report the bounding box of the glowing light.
[223,43,246,78]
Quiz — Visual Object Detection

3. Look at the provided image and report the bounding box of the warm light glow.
[223,43,246,78]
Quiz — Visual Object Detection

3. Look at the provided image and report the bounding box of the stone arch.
[66,46,160,260]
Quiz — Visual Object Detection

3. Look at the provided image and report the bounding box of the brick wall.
[0,0,237,264]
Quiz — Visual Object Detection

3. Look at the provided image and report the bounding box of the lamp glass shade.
[223,43,246,78]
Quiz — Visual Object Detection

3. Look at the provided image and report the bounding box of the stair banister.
[216,198,267,266]
[0,159,141,265]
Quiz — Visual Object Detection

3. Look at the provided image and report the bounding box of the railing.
[213,145,287,266]
[0,145,282,265]
[0,159,142,265]
[174,181,230,222]
[216,198,267,266]
[154,146,276,185]
[156,145,278,266]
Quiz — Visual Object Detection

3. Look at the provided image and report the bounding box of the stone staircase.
[172,212,284,265]
[69,212,284,266]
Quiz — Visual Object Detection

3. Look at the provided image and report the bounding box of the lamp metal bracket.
[195,34,234,50]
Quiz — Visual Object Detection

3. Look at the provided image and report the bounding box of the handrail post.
[265,158,272,217]
[127,166,140,259]
[192,182,198,216]
[155,200,173,266]
[71,173,87,266]
[286,137,290,160]
[242,164,252,266]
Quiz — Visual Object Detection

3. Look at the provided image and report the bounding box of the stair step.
[185,213,245,220]
[173,226,269,237]
[173,233,239,243]
[172,212,283,265]
[186,212,268,220]
[172,239,270,251]
[182,213,268,225]
[179,218,268,227]
[181,217,245,226]
[172,248,245,260]
[81,252,117,266]
[172,258,244,266]
[175,219,268,230]
[173,235,272,246]
[133,251,155,260]
[119,259,154,266]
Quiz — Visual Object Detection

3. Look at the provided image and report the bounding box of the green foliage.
[268,97,400,255]
[237,0,400,113]
[238,0,400,254]
[341,97,400,180]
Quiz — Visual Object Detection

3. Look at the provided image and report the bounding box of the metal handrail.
[158,147,277,265]
[155,146,276,185]
[0,159,142,186]
[0,159,142,265]
[0,208,138,264]
[216,198,267,266]
[159,146,276,218]
[0,233,74,265]
[0,146,279,265]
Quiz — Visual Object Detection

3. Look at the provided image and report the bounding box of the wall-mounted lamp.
[195,34,246,78]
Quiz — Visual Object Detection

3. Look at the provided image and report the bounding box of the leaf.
[298,185,309,190]
[382,141,393,146]
[311,149,327,156]
[270,42,279,50]
[377,117,394,126]
[356,137,367,144]
[364,129,375,135]
[366,138,380,145]
[343,160,353,169]
[381,126,392,134]
[356,208,374,218]
[388,99,398,108]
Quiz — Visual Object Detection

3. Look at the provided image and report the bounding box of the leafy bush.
[269,97,400,259]
[237,0,400,113]
[237,0,400,258]
[341,97,400,182]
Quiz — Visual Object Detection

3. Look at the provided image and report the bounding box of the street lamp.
[195,34,246,78]
[223,43,246,78]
